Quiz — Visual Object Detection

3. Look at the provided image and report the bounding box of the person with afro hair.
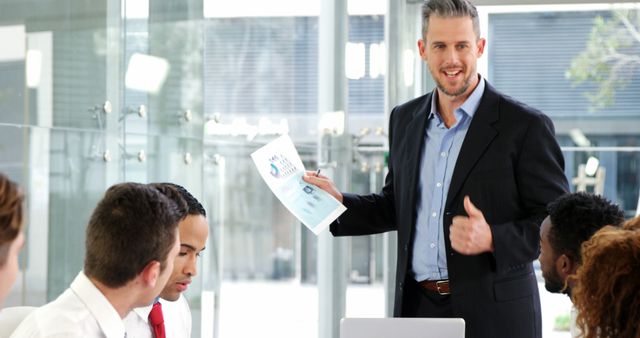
[539,191,624,296]
[538,192,625,337]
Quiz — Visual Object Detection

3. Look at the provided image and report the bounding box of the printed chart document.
[251,134,347,235]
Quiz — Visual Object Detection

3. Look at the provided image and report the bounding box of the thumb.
[464,196,483,218]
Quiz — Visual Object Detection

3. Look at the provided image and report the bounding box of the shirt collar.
[428,75,486,121]
[71,271,127,338]
[133,303,154,324]
[132,296,175,324]
[460,75,485,118]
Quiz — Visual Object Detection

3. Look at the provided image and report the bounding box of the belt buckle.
[436,280,450,295]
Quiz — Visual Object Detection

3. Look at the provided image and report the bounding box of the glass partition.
[0,0,211,333]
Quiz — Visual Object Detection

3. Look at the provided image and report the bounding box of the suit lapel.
[445,83,500,210]
[404,94,431,231]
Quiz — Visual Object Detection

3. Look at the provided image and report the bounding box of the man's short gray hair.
[422,0,481,39]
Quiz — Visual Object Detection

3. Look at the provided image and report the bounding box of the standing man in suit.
[303,0,568,337]
[125,183,209,338]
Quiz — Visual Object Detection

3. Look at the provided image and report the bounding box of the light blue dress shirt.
[412,78,485,282]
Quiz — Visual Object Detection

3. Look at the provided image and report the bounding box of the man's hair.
[149,183,206,217]
[84,182,187,287]
[422,0,480,39]
[546,192,624,263]
[0,173,24,267]
[573,224,640,338]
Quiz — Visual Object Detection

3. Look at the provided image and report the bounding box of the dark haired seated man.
[538,191,624,337]
[11,183,182,338]
[125,183,209,338]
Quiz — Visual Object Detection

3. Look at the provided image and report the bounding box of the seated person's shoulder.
[11,291,97,337]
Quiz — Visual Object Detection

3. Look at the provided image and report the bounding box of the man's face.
[160,214,209,301]
[419,15,485,99]
[539,217,565,294]
[151,228,181,301]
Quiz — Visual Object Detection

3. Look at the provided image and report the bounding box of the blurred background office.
[0,0,638,337]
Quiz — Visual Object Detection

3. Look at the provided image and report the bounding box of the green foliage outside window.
[566,9,640,111]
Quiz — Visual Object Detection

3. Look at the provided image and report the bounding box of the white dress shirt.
[10,271,126,338]
[124,295,191,338]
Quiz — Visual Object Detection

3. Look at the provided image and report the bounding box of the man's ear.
[418,39,428,61]
[556,254,575,280]
[476,38,486,57]
[139,260,161,288]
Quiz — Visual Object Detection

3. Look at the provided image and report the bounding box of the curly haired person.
[572,217,640,338]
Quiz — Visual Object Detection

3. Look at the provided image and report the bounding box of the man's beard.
[544,278,564,294]
[435,77,471,97]
[433,69,473,97]
[543,269,569,295]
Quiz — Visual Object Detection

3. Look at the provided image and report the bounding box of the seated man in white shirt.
[125,183,209,338]
[11,183,183,338]
[538,192,624,337]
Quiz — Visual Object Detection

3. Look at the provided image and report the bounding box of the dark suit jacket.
[330,82,569,338]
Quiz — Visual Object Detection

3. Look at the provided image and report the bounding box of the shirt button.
[430,243,436,249]
[436,182,442,187]
[431,212,437,218]
[440,151,447,157]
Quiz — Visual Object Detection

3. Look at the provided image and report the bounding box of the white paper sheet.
[251,134,347,235]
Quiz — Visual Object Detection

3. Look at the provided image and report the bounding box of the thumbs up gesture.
[450,196,494,255]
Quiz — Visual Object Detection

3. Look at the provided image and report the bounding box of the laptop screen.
[340,318,465,338]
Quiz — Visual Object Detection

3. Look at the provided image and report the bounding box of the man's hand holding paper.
[302,171,343,203]
[251,135,346,235]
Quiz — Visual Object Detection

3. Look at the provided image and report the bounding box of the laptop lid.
[340,318,465,338]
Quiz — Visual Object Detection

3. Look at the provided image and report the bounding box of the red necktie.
[148,301,166,338]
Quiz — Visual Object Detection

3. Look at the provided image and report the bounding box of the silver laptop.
[340,318,465,338]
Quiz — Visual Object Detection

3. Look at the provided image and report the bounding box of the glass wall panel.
[202,1,390,334]
[1,0,123,306]
[2,1,212,336]
[202,3,322,335]
[343,7,388,318]
[202,136,319,337]
[46,127,116,298]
